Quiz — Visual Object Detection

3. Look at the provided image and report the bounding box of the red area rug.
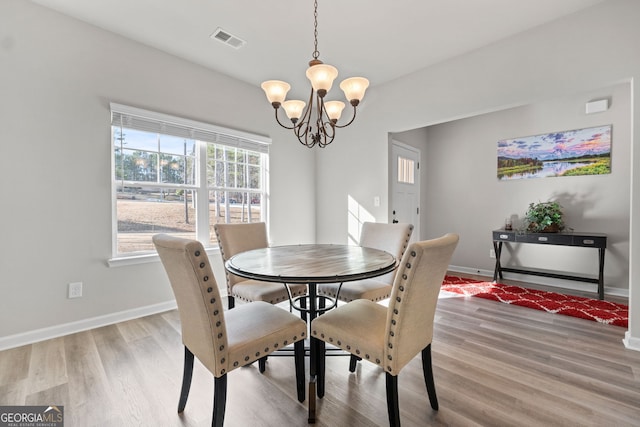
[441,276,628,327]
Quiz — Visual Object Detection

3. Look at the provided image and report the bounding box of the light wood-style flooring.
[1,276,639,426]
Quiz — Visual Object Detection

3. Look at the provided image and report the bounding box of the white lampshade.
[324,101,345,121]
[339,77,369,102]
[261,80,291,104]
[282,100,306,120]
[305,64,338,93]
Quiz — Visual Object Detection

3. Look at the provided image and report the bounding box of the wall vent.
[210,28,246,49]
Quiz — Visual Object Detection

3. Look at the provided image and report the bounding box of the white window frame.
[108,103,270,266]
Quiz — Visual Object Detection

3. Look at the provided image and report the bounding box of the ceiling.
[32,0,606,100]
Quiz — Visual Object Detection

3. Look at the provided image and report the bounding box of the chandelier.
[260,0,369,148]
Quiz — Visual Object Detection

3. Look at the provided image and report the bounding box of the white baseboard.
[0,300,177,352]
[447,265,629,298]
[623,331,640,352]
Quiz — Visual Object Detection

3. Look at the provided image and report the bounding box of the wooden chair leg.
[317,340,326,398]
[421,344,439,410]
[227,295,235,309]
[258,356,268,373]
[294,339,306,402]
[212,375,227,427]
[178,346,194,413]
[385,372,401,427]
[349,355,361,372]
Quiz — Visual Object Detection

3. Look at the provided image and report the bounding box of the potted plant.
[525,201,565,232]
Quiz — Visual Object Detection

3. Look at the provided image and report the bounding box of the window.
[111,103,270,259]
[397,156,415,184]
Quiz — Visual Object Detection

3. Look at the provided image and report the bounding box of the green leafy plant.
[525,201,565,232]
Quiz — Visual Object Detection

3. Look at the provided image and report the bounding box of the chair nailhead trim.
[411,251,416,256]
[207,287,213,293]
[200,262,205,268]
[231,333,303,371]
[195,250,201,256]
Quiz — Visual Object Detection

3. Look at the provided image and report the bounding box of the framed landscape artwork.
[497,125,612,180]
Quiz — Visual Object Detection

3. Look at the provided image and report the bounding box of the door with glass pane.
[390,141,420,243]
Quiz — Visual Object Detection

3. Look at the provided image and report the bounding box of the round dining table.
[225,243,397,423]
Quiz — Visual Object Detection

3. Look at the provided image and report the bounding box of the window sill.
[108,247,220,267]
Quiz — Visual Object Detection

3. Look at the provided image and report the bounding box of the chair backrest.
[359,222,414,285]
[153,234,228,377]
[384,233,459,375]
[214,222,269,292]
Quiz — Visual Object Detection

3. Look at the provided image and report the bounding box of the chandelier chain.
[312,0,319,60]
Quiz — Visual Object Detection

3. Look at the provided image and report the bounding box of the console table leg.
[598,248,605,300]
[493,241,503,281]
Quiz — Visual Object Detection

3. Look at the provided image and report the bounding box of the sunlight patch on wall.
[348,195,375,245]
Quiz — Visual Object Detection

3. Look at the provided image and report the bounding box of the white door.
[390,141,420,244]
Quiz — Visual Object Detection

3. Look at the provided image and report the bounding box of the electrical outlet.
[68,282,83,299]
[489,249,496,259]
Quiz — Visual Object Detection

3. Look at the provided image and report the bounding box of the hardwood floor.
[1,277,638,426]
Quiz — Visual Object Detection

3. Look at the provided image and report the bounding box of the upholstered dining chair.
[310,233,459,427]
[214,222,307,310]
[317,222,413,303]
[318,221,413,371]
[153,234,306,427]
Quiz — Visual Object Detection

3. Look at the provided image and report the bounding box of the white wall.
[315,0,640,347]
[0,1,315,344]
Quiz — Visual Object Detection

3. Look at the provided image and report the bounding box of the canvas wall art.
[497,125,612,180]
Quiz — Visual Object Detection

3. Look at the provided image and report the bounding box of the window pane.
[159,134,195,156]
[248,165,261,189]
[119,149,158,182]
[208,191,263,244]
[397,156,415,184]
[117,186,196,253]
[118,128,159,152]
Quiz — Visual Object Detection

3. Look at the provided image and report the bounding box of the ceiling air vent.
[210,28,246,49]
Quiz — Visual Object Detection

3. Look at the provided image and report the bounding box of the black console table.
[492,230,607,300]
